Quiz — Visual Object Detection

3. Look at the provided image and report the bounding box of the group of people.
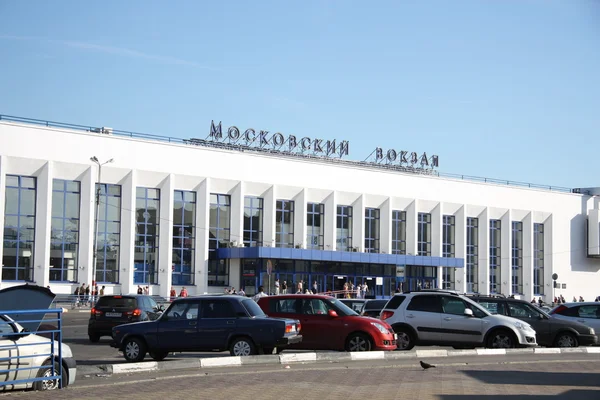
[223,287,246,296]
[341,281,369,299]
[73,283,106,307]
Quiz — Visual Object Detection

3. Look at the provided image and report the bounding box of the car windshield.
[462,296,492,316]
[330,299,359,316]
[241,299,266,317]
[365,300,388,310]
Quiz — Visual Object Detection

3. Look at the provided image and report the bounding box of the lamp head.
[90,156,99,163]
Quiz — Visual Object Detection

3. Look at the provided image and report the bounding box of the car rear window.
[242,299,266,317]
[384,295,406,310]
[365,300,388,310]
[96,297,137,308]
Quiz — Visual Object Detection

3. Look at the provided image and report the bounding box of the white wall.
[1,121,599,300]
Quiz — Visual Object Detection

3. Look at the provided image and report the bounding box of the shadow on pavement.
[462,370,600,388]
[440,389,600,400]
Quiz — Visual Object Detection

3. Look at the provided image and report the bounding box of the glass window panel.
[21,177,36,189]
[5,176,19,187]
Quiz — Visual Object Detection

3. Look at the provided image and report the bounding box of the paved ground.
[4,354,600,399]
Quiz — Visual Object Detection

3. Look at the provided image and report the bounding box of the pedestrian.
[238,288,246,296]
[100,285,105,296]
[85,285,91,306]
[282,281,287,294]
[144,286,149,295]
[253,286,268,302]
[313,280,318,294]
[137,285,143,295]
[275,279,280,295]
[179,287,188,297]
[170,287,177,301]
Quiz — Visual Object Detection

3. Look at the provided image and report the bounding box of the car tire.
[554,332,579,348]
[229,337,256,356]
[149,351,169,361]
[32,360,67,391]
[486,329,516,349]
[395,329,415,351]
[123,337,147,362]
[345,333,373,352]
[89,334,101,343]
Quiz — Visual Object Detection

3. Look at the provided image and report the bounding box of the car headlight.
[371,322,390,334]
[589,328,595,335]
[513,321,527,330]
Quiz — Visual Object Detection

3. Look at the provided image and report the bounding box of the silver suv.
[379,290,538,350]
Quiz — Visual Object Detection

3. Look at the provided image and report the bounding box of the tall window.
[489,219,501,294]
[417,213,431,256]
[173,190,196,285]
[466,217,479,293]
[512,221,523,294]
[336,205,353,251]
[275,200,294,248]
[95,183,121,283]
[306,203,324,250]
[391,211,406,255]
[534,223,544,295]
[364,208,380,253]
[2,176,36,281]
[134,188,160,285]
[50,179,80,282]
[209,194,231,286]
[442,215,456,290]
[243,196,263,247]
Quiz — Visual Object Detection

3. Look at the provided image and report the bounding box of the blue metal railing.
[0,114,574,194]
[0,308,63,390]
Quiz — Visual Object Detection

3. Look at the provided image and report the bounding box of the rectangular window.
[417,213,431,256]
[364,208,380,253]
[512,221,523,294]
[173,190,196,286]
[134,188,160,285]
[534,223,544,295]
[209,193,231,286]
[2,175,36,281]
[336,205,353,251]
[50,179,80,282]
[275,200,294,248]
[442,215,456,290]
[489,219,501,294]
[243,196,263,247]
[466,217,479,293]
[94,183,121,283]
[391,210,406,255]
[306,203,324,250]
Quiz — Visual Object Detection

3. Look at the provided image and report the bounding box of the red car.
[257,294,397,352]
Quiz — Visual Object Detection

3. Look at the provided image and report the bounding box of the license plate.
[106,312,122,317]
[394,334,398,340]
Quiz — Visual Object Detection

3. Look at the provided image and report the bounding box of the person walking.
[253,286,268,302]
[275,279,280,295]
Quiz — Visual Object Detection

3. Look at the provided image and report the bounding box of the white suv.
[380,290,537,350]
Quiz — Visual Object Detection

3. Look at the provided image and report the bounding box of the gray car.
[550,302,600,333]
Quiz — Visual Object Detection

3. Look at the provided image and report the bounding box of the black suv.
[110,295,302,362]
[88,295,163,342]
[468,295,598,348]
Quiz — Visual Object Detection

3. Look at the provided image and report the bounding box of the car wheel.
[149,351,169,361]
[123,337,147,362]
[89,334,100,343]
[395,329,415,351]
[346,333,373,352]
[32,360,67,391]
[554,332,578,348]
[230,337,256,356]
[486,330,516,349]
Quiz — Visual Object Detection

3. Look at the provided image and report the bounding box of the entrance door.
[407,278,437,291]
[310,274,324,294]
[331,276,347,297]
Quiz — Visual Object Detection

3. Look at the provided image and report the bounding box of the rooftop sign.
[374,147,439,169]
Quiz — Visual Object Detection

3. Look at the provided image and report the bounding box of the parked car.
[361,299,389,318]
[111,295,302,362]
[88,295,164,342]
[258,294,397,352]
[550,302,600,332]
[468,295,597,348]
[379,289,538,350]
[339,299,367,314]
[0,314,77,391]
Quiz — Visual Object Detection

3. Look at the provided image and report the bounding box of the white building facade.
[0,116,599,301]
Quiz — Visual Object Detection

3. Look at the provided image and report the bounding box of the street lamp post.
[90,156,113,308]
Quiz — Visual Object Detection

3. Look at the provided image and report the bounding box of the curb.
[77,347,600,378]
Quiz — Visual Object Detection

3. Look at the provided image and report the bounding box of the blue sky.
[1,1,599,188]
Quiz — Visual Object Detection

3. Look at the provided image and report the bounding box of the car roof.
[263,294,334,300]
[172,295,246,302]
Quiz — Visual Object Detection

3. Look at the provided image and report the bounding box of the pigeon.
[420,361,435,370]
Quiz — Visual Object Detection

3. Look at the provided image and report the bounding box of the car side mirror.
[328,310,339,318]
[463,308,474,317]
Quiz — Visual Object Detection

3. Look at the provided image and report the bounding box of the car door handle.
[406,314,415,319]
[444,317,452,321]
[189,321,197,326]
[577,320,586,323]
[227,320,235,325]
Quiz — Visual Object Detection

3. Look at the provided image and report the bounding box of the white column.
[34,161,53,287]
[478,208,490,295]
[119,171,136,294]
[263,186,276,247]
[293,189,307,248]
[352,195,365,252]
[0,156,5,287]
[157,174,174,298]
[501,210,512,296]
[195,178,210,294]
[431,203,442,288]
[230,182,244,247]
[522,212,534,301]
[79,167,95,285]
[380,197,392,254]
[543,215,553,303]
[406,200,418,255]
[454,205,467,293]
[324,191,336,250]
[589,209,600,257]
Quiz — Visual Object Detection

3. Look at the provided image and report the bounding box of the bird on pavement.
[420,361,436,370]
